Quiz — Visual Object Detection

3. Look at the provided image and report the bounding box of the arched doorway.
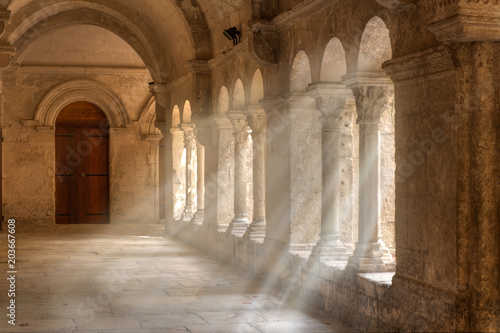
[55,102,110,224]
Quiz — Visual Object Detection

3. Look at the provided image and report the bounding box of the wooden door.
[55,102,110,224]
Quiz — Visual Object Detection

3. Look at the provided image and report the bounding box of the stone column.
[227,111,250,236]
[244,105,267,242]
[149,84,175,232]
[206,116,234,232]
[191,140,205,225]
[307,83,354,262]
[170,126,185,221]
[343,73,393,272]
[180,124,197,222]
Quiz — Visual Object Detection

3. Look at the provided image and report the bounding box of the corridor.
[0,225,355,333]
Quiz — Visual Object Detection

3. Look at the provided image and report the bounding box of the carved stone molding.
[248,20,278,66]
[429,0,500,42]
[28,79,130,129]
[186,60,212,116]
[383,46,454,84]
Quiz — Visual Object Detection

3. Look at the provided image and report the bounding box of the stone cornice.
[429,0,500,42]
[383,46,454,83]
[17,65,149,76]
[342,72,394,90]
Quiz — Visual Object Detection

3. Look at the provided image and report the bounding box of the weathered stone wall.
[1,67,156,227]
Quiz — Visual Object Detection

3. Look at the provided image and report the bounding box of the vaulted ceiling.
[0,0,252,82]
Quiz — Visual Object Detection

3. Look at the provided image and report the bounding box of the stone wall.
[1,67,157,228]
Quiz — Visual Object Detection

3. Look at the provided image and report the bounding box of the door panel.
[55,126,78,224]
[55,102,109,224]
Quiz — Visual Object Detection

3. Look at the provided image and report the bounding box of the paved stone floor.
[0,224,357,333]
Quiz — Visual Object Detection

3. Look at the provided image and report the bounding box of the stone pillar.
[244,105,267,242]
[307,83,354,262]
[191,140,205,225]
[259,96,289,247]
[343,73,393,272]
[227,111,250,236]
[170,126,185,221]
[150,84,175,232]
[203,116,234,232]
[191,117,212,226]
[429,5,500,329]
[180,124,197,222]
[287,93,323,252]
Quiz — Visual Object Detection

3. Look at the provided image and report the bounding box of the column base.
[190,210,205,226]
[379,239,394,262]
[181,206,196,222]
[310,235,350,262]
[227,214,250,237]
[346,242,386,272]
[243,217,266,242]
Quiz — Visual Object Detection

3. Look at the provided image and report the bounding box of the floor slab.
[0,224,356,332]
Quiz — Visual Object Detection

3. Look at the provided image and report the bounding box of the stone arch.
[216,86,229,115]
[8,4,167,82]
[232,79,245,109]
[250,69,264,104]
[358,17,392,72]
[182,101,192,123]
[290,50,312,93]
[34,79,130,129]
[320,38,348,82]
[172,105,181,128]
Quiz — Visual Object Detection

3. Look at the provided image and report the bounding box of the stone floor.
[0,224,357,333]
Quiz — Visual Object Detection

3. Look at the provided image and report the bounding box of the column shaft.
[244,111,267,242]
[227,115,250,236]
[192,143,205,224]
[181,127,196,221]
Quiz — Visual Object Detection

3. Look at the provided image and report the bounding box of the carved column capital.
[180,124,196,148]
[351,86,392,125]
[228,114,250,144]
[245,105,266,142]
[342,72,394,125]
[307,82,355,129]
